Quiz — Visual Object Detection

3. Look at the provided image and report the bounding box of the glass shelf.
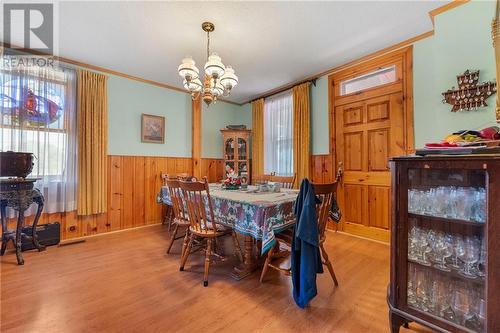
[408,213,485,228]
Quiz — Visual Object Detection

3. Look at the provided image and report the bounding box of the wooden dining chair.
[252,174,272,184]
[270,174,296,189]
[165,178,191,256]
[179,178,243,286]
[160,173,175,227]
[259,181,339,286]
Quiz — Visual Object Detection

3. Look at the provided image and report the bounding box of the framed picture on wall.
[141,114,165,143]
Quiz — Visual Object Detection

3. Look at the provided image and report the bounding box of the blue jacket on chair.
[291,178,323,308]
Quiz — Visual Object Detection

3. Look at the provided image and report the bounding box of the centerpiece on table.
[222,166,242,190]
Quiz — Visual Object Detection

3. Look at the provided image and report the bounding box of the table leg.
[230,235,258,280]
[0,202,7,256]
[32,197,46,252]
[15,210,24,265]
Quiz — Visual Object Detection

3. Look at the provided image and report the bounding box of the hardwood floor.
[1,225,430,333]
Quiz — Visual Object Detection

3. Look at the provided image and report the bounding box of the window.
[264,91,293,176]
[340,65,396,95]
[0,65,77,213]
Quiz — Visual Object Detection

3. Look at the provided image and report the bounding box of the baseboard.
[59,222,162,245]
[331,230,390,246]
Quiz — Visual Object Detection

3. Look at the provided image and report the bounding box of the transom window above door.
[340,65,396,95]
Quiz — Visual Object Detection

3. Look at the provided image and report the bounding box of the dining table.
[158,184,298,280]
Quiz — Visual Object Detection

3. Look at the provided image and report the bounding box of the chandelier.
[178,22,238,106]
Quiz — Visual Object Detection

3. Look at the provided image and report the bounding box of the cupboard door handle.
[69,226,76,232]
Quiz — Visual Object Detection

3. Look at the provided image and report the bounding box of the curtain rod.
[248,79,316,104]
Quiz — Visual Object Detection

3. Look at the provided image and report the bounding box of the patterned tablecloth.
[158,184,298,254]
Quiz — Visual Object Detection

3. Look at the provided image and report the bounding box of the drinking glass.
[415,269,431,312]
[408,189,416,213]
[407,264,417,307]
[433,233,453,271]
[477,298,486,331]
[432,187,448,217]
[452,289,470,325]
[418,230,433,266]
[408,226,420,261]
[455,188,469,220]
[459,236,481,278]
[449,235,465,270]
[477,239,486,278]
[464,291,485,332]
[471,188,486,223]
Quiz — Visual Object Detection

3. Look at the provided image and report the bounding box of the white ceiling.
[8,1,450,104]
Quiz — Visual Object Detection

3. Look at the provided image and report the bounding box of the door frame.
[327,46,414,236]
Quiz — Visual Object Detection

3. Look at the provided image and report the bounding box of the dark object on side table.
[21,222,60,251]
[0,178,46,265]
[225,125,247,130]
[388,155,500,333]
[0,151,35,178]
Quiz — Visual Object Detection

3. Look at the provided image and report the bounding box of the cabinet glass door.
[406,168,486,332]
[237,138,247,160]
[225,138,235,161]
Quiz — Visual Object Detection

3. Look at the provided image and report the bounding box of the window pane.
[340,65,396,95]
[264,92,293,176]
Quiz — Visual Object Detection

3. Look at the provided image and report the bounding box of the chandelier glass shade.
[178,22,238,106]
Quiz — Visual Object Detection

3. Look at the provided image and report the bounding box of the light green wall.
[105,0,499,158]
[107,75,192,157]
[413,0,497,147]
[308,0,497,152]
[201,101,252,158]
[311,76,329,154]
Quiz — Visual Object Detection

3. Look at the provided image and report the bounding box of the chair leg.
[232,232,244,263]
[259,245,276,283]
[203,238,212,287]
[179,233,194,271]
[320,243,339,286]
[180,229,189,260]
[166,224,179,254]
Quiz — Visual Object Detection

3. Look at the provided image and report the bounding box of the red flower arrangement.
[223,176,241,190]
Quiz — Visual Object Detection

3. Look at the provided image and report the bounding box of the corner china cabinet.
[220,129,251,180]
[388,155,500,333]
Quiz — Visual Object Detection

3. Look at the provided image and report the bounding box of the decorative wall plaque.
[442,70,497,112]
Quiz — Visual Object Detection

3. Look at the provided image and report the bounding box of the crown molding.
[0,42,242,106]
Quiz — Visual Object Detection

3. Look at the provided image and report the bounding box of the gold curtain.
[493,0,500,121]
[251,99,265,177]
[77,69,108,215]
[292,82,311,188]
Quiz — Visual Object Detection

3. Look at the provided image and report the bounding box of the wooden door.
[331,48,413,242]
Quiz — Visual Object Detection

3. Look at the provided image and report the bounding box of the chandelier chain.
[206,31,210,60]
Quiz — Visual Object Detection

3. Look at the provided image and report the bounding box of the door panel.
[367,186,390,229]
[344,132,363,171]
[343,184,364,225]
[344,106,363,125]
[367,101,389,122]
[336,92,406,242]
[368,129,389,171]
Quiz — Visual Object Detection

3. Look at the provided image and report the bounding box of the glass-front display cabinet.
[220,129,251,181]
[388,155,500,333]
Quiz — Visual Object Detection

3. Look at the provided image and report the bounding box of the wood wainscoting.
[310,154,335,184]
[200,158,225,183]
[5,155,227,241]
